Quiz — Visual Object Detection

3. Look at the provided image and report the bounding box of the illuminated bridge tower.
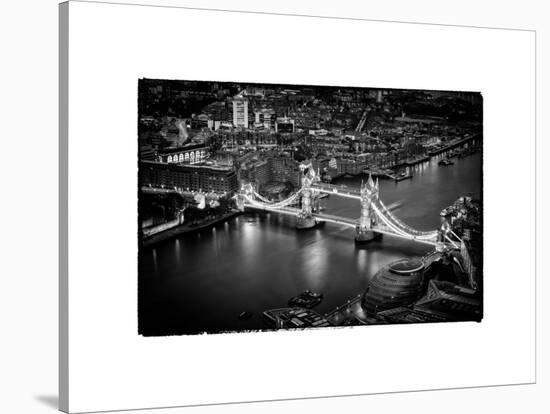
[355,175,380,243]
[235,193,245,212]
[435,219,452,252]
[235,183,254,212]
[296,163,318,230]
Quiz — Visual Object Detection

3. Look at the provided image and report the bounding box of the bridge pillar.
[296,188,316,229]
[355,176,380,243]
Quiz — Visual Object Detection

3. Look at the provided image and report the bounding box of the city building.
[268,155,301,187]
[240,159,271,188]
[375,306,448,323]
[361,258,425,316]
[232,98,249,129]
[274,116,295,133]
[311,157,330,175]
[414,279,482,321]
[140,161,238,194]
[139,145,156,161]
[308,128,329,136]
[157,144,208,165]
[460,239,479,290]
[239,153,302,190]
[336,157,367,175]
[253,109,276,130]
[262,308,331,329]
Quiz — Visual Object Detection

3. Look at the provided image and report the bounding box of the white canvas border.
[60,1,536,412]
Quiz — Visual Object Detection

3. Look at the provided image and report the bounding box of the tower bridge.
[235,162,461,250]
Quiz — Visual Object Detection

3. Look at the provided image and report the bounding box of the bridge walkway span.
[243,203,439,246]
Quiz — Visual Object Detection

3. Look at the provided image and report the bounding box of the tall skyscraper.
[232,98,248,129]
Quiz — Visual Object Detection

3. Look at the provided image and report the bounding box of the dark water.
[139,152,482,335]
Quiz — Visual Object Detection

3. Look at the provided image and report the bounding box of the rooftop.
[158,143,207,154]
[389,258,424,274]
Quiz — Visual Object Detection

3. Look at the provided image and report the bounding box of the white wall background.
[0,1,548,414]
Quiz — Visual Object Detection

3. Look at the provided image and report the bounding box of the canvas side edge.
[59,2,69,412]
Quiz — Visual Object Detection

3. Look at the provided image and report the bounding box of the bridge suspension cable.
[251,189,302,205]
[251,191,273,203]
[370,202,438,241]
[373,198,438,238]
[243,191,301,210]
[371,203,425,239]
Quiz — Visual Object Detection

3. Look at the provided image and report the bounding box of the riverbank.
[142,210,241,247]
[427,133,480,156]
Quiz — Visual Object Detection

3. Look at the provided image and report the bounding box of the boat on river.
[438,158,454,166]
[288,290,323,308]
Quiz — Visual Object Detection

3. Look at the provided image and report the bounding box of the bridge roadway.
[243,203,357,227]
[243,202,439,246]
[311,183,362,200]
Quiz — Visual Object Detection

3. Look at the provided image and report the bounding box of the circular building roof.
[361,258,426,316]
[389,258,424,274]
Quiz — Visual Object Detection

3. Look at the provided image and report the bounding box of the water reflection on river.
[139,153,482,335]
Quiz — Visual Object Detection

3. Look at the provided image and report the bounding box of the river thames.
[139,152,482,335]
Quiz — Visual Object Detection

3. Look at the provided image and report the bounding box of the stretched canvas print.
[138,79,483,336]
[60,1,537,412]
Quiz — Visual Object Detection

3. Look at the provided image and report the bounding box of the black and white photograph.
[138,79,483,336]
[2,0,544,412]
